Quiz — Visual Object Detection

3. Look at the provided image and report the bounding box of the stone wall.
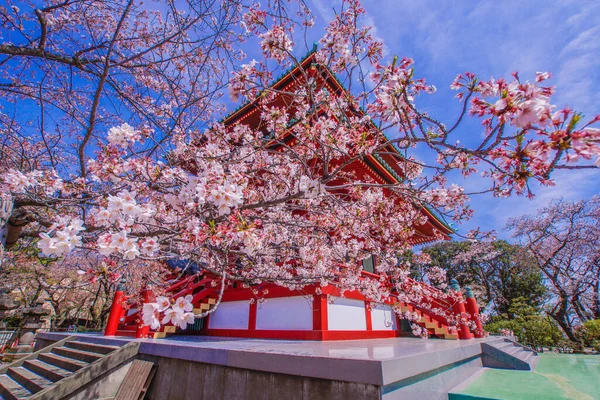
[137,353,381,400]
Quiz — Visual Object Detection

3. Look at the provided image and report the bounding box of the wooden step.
[64,341,119,355]
[118,325,137,332]
[115,330,137,338]
[7,367,52,393]
[0,374,32,400]
[37,353,88,372]
[52,347,102,363]
[434,327,448,335]
[443,333,459,340]
[193,303,210,313]
[424,321,438,330]
[207,298,216,305]
[151,332,167,339]
[22,359,70,383]
[162,326,176,334]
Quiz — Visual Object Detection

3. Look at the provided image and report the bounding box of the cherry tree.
[0,248,156,329]
[1,0,599,332]
[507,197,600,341]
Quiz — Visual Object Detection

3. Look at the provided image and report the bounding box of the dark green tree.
[419,240,547,318]
[486,297,563,351]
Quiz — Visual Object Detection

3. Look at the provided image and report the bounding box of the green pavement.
[452,353,599,400]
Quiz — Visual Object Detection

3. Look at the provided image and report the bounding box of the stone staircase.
[481,337,539,370]
[0,336,139,399]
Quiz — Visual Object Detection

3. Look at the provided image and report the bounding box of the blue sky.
[304,0,600,239]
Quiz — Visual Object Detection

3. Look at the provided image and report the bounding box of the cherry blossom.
[173,295,194,312]
[142,303,161,330]
[155,296,171,312]
[259,26,293,63]
[107,124,140,148]
[0,0,597,338]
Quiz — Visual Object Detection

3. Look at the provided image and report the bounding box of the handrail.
[358,269,452,308]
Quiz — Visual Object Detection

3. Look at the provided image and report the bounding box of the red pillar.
[464,287,484,338]
[135,287,153,339]
[104,279,126,336]
[248,301,257,330]
[364,301,373,331]
[313,294,328,331]
[449,279,474,340]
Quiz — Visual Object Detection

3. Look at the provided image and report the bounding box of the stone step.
[38,352,88,372]
[52,347,102,363]
[64,341,119,355]
[7,367,52,394]
[0,374,32,400]
[22,359,71,382]
[514,349,534,362]
[494,342,513,351]
[507,346,522,356]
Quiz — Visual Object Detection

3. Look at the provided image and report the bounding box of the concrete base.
[36,332,511,400]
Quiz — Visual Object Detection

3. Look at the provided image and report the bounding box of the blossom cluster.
[107,123,140,148]
[142,295,195,330]
[38,218,85,257]
[258,26,293,63]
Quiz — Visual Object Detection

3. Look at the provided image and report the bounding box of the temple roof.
[222,46,453,237]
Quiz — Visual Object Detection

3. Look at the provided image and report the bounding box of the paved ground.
[38,332,496,388]
[152,334,485,360]
[456,353,600,400]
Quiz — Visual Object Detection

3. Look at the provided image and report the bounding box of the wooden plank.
[244,370,272,400]
[144,356,174,399]
[115,360,155,400]
[272,373,304,400]
[222,367,248,400]
[201,364,226,400]
[183,359,206,400]
[302,377,334,400]
[166,361,191,400]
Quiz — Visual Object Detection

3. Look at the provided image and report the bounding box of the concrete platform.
[36,332,509,400]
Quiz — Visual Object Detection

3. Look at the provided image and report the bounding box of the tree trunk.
[550,299,578,342]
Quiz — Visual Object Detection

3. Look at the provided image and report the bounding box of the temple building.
[106,49,483,342]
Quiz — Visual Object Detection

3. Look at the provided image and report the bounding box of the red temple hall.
[106,50,483,342]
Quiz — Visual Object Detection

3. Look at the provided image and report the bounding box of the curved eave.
[223,47,320,126]
[422,206,454,236]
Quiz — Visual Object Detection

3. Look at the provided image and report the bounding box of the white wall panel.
[256,296,313,330]
[208,300,249,329]
[328,298,367,331]
[371,305,397,331]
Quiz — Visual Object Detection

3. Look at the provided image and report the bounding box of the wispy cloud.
[305,0,600,237]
